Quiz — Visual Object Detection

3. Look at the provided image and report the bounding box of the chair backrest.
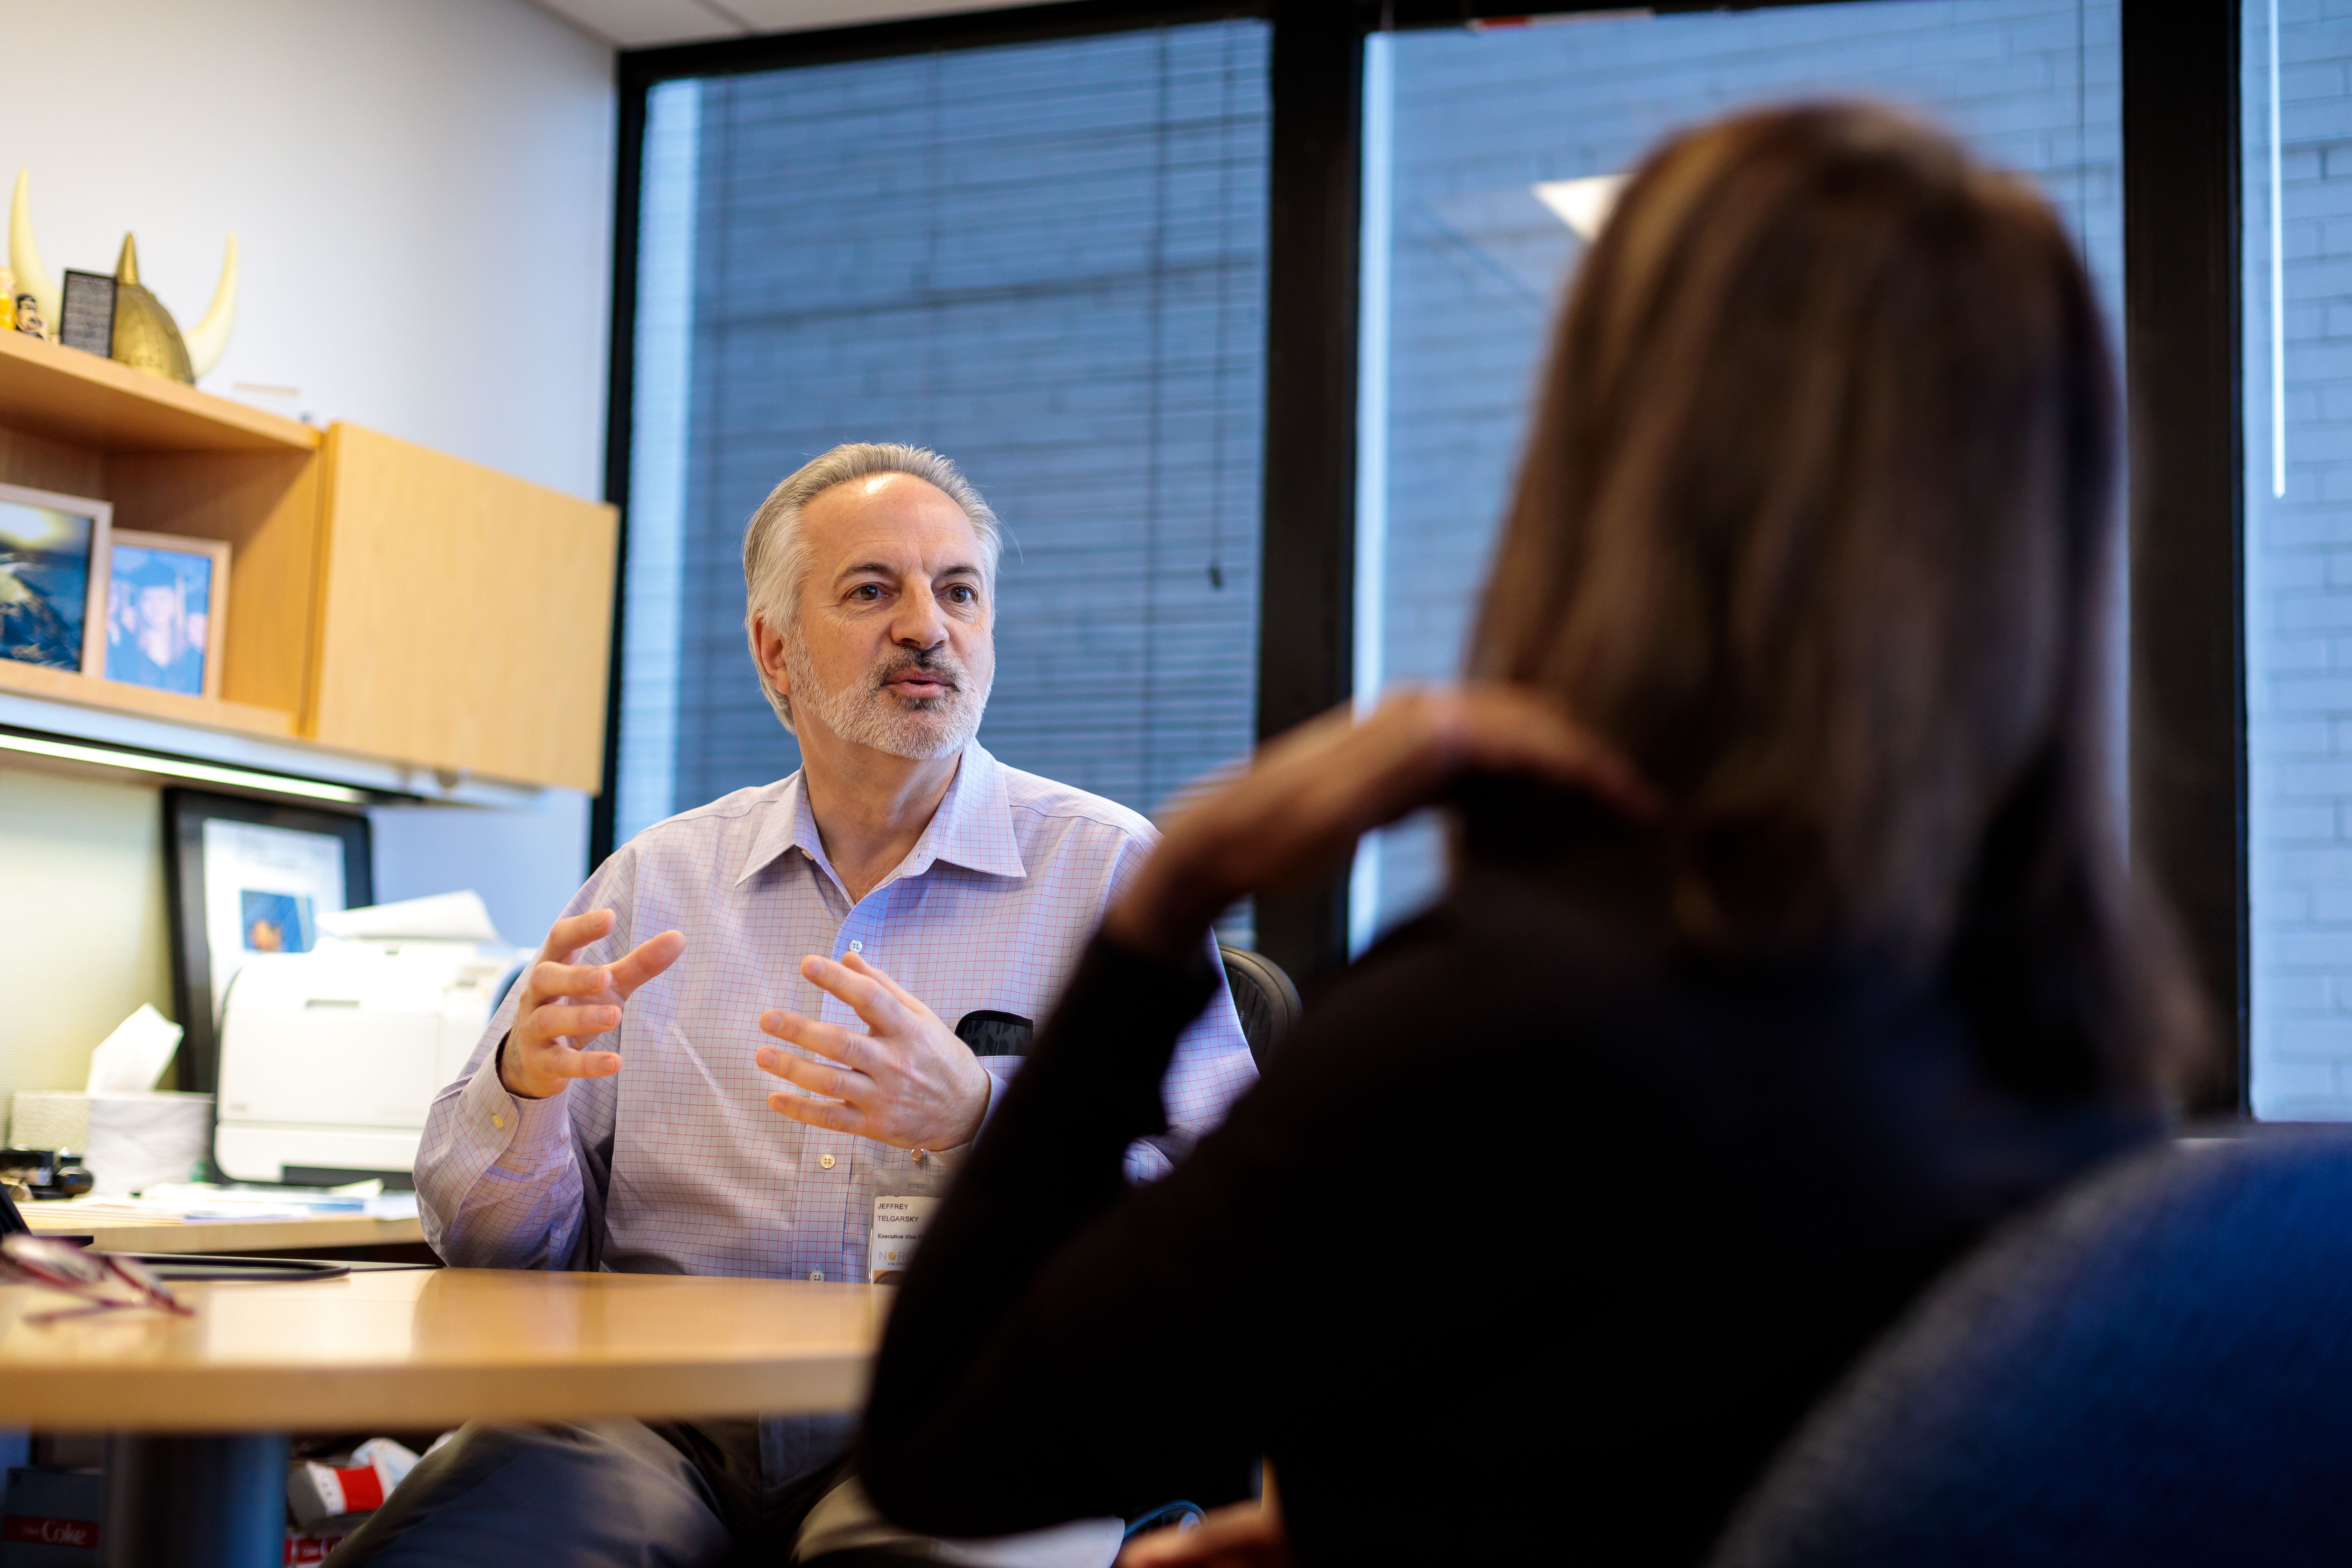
[1218,944,1302,1071]
[1708,1134,2352,1568]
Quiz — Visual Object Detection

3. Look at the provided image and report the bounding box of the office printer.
[214,892,526,1184]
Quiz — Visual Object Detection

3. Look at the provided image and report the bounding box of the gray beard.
[785,638,990,761]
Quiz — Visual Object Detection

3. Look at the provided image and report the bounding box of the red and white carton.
[286,1438,420,1528]
[0,1466,367,1567]
[284,1513,369,1565]
[0,1466,101,1567]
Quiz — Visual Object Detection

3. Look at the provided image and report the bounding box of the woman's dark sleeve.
[858,931,1288,1533]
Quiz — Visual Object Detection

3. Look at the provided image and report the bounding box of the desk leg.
[101,1432,287,1568]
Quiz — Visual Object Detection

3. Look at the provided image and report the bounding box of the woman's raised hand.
[1106,685,1656,962]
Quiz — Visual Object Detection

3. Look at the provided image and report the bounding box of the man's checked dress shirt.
[416,741,1258,1285]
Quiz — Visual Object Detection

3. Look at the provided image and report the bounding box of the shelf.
[0,333,613,794]
[0,656,293,739]
[0,330,317,455]
[0,680,552,810]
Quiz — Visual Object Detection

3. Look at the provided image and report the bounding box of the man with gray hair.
[332,445,1258,1567]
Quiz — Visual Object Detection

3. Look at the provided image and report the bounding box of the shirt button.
[491,1114,505,1130]
[819,1153,836,1170]
[848,940,863,954]
[807,1269,825,1282]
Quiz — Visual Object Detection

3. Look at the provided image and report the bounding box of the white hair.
[740,442,1003,733]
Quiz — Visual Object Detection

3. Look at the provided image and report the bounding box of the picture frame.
[162,789,373,1095]
[57,268,116,358]
[0,479,111,677]
[103,529,230,699]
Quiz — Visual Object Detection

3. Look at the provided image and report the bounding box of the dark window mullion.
[2122,0,2247,1114]
[1252,0,1363,987]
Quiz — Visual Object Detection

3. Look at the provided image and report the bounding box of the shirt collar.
[735,739,1028,889]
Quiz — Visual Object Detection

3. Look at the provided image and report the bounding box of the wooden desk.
[0,1268,884,1566]
[19,1201,428,1257]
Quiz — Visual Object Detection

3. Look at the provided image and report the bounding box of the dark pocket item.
[955,1010,1035,1058]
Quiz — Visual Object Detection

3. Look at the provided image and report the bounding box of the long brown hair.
[1470,104,2204,1101]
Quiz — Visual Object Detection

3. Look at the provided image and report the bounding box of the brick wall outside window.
[2248,3,2352,1119]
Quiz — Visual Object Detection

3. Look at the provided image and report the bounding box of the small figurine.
[13,292,44,338]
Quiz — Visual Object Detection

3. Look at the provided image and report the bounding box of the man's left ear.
[754,614,792,693]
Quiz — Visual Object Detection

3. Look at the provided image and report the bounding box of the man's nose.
[891,592,949,650]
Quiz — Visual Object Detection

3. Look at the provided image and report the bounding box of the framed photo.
[163,789,373,1094]
[103,530,229,698]
[58,269,116,358]
[0,480,110,676]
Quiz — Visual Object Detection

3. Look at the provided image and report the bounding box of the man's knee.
[324,1421,734,1568]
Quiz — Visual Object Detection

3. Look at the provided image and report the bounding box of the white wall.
[0,768,175,1095]
[0,0,615,495]
[370,789,592,952]
[0,0,615,1096]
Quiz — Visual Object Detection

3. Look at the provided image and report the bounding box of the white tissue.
[318,890,503,944]
[83,1094,213,1193]
[84,1004,184,1094]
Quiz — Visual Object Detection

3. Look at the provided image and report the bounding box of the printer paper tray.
[214,1123,422,1183]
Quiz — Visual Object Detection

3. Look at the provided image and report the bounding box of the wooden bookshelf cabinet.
[0,331,617,792]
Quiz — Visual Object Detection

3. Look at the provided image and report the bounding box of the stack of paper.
[115,1183,420,1222]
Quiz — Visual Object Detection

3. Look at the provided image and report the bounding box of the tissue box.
[6,1094,86,1152]
[8,1093,211,1194]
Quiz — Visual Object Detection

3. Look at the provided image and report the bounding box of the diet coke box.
[283,1516,365,1565]
[0,1467,100,1567]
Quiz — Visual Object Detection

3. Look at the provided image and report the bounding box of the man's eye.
[850,585,882,601]
[947,586,975,604]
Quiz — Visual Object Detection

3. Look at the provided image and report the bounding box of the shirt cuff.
[976,1059,1013,1133]
[928,1064,1013,1171]
[461,1042,570,1161]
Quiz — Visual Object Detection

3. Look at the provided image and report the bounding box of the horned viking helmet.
[8,171,237,384]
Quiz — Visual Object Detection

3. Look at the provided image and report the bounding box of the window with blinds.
[1351,0,2124,949]
[615,21,1272,847]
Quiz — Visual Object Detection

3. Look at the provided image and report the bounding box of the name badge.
[870,1192,939,1284]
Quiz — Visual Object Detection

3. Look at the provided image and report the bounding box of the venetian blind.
[615,21,1272,843]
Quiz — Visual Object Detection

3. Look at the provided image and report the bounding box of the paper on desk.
[319,890,503,944]
[128,1184,312,1219]
[138,1182,419,1222]
[84,1004,184,1093]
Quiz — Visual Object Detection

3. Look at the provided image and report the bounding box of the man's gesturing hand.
[498,909,687,1101]
[755,953,992,1150]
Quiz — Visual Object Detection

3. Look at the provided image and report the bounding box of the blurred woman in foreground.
[855,103,2206,1566]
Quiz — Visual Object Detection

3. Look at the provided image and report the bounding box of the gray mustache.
[873,652,964,691]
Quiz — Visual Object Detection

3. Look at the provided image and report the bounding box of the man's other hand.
[498,909,686,1100]
[756,953,992,1150]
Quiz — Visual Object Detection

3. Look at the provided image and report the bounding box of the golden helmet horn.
[183,235,238,380]
[8,171,59,329]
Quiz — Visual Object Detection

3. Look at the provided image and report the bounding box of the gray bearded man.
[327,445,1257,1568]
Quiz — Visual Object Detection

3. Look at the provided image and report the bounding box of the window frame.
[595,1,2250,1115]
[2123,0,2245,1115]
[593,0,1280,872]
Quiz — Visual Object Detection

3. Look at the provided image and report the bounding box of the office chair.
[1217,945,1302,1071]
[1706,1134,2352,1568]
